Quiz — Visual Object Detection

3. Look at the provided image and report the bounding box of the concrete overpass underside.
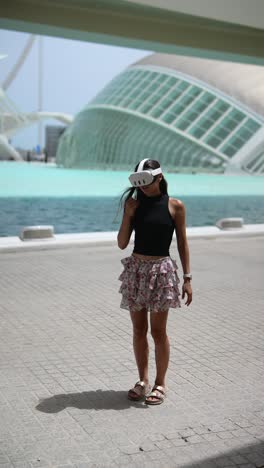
[1,0,264,65]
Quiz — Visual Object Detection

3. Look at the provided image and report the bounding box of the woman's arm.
[117,198,138,250]
[170,198,192,306]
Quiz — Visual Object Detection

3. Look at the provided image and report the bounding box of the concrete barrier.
[216,217,244,230]
[20,225,54,241]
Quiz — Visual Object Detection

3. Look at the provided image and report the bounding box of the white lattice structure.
[0,86,73,160]
[0,43,73,160]
[57,53,264,174]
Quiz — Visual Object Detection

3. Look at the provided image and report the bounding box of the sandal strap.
[152,385,166,395]
[129,381,150,397]
[135,381,146,388]
[147,390,164,401]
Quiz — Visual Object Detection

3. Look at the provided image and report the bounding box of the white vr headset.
[129,159,162,187]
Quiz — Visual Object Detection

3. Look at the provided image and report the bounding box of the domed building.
[56,53,264,174]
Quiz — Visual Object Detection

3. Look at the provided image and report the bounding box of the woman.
[117,159,192,405]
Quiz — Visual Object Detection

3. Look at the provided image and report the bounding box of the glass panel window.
[246,119,261,133]
[203,107,245,144]
[205,135,223,148]
[222,145,237,157]
[148,82,161,93]
[162,96,177,108]
[246,152,264,170]
[188,113,216,138]
[140,103,154,114]
[170,103,186,117]
[117,97,133,107]
[253,157,264,173]
[128,100,144,110]
[157,74,167,84]
[230,136,245,147]
[203,125,230,146]
[190,101,207,115]
[177,81,189,91]
[190,127,205,139]
[150,107,166,118]
[129,89,142,100]
[188,87,202,98]
[233,119,260,143]
[216,101,229,113]
[140,91,152,101]
[166,76,178,87]
[228,109,245,123]
[199,92,215,105]
[146,94,163,107]
[221,138,247,157]
[148,72,159,80]
[222,135,246,155]
[168,87,183,100]
[174,118,192,131]
[149,95,176,118]
[119,97,133,107]
[181,94,216,134]
[180,94,196,107]
[161,112,176,124]
[216,115,238,132]
[182,109,200,122]
[236,127,253,141]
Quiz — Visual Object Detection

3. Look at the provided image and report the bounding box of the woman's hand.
[124,197,139,218]
[117,197,138,250]
[182,280,192,306]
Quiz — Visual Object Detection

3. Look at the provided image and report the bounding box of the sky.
[0,29,150,149]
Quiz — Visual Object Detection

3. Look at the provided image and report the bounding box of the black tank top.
[133,193,175,256]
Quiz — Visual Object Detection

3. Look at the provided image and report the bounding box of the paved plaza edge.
[0,236,264,467]
[0,224,264,253]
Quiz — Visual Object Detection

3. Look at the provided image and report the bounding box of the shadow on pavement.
[36,389,148,413]
[182,439,264,468]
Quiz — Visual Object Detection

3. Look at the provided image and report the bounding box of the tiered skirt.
[118,255,181,313]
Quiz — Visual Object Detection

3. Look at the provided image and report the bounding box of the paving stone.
[0,238,264,467]
[245,451,264,466]
[230,454,250,464]
[202,433,221,442]
[236,465,257,468]
[138,442,158,453]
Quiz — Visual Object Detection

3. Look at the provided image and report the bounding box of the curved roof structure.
[57,53,264,175]
[135,54,264,118]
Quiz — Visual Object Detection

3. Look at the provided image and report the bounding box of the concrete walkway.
[0,236,264,467]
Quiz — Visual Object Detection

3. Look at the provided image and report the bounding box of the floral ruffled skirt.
[118,255,181,313]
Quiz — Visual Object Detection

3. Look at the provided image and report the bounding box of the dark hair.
[117,159,168,214]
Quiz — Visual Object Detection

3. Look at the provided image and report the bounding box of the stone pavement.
[0,236,264,468]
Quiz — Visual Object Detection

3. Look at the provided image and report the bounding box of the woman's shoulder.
[169,197,185,212]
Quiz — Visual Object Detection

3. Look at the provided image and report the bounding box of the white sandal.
[128,381,151,401]
[145,385,166,405]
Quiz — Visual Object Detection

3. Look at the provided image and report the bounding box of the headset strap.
[137,158,149,172]
[137,159,162,175]
[151,167,162,176]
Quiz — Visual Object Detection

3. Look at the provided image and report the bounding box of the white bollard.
[20,225,54,241]
[216,218,244,230]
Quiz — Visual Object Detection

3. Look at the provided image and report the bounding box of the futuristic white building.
[57,53,264,174]
[0,85,73,160]
[0,38,73,160]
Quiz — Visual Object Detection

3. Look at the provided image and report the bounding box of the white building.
[57,53,264,175]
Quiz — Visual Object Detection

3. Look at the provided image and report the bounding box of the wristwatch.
[183,273,192,280]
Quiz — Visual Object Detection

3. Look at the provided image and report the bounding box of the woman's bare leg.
[150,310,169,388]
[130,309,149,383]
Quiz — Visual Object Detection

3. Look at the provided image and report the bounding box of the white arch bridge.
[0,37,73,161]
[0,87,73,160]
